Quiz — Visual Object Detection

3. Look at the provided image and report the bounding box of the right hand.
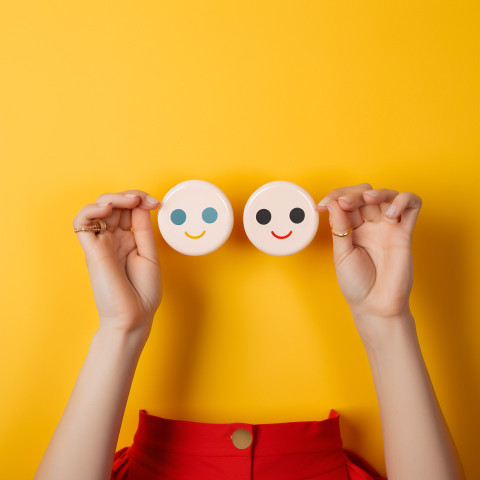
[73,190,162,335]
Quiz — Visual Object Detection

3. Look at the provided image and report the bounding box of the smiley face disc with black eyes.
[243,181,319,256]
[158,180,233,256]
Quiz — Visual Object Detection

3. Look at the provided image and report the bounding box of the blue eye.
[202,207,218,224]
[170,209,186,225]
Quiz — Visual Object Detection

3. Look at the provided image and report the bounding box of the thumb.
[326,199,354,259]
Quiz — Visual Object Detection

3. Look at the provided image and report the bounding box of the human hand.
[317,183,422,341]
[73,190,162,335]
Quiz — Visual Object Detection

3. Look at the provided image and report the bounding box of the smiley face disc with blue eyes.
[158,180,234,256]
[243,181,319,256]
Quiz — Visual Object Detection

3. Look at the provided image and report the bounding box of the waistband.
[131,408,345,458]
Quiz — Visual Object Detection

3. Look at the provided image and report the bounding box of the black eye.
[256,209,272,225]
[289,208,305,224]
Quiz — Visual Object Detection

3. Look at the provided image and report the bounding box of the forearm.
[357,312,466,480]
[34,324,149,480]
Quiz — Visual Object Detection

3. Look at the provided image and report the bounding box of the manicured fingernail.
[318,197,330,207]
[146,194,161,204]
[125,193,139,198]
[365,190,378,196]
[339,196,352,203]
[385,204,397,217]
[97,201,111,206]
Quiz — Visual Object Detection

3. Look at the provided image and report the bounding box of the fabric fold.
[110,409,387,480]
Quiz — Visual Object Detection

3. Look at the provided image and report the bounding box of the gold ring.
[74,219,107,234]
[331,227,353,237]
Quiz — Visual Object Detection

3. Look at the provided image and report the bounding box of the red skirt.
[111,409,387,480]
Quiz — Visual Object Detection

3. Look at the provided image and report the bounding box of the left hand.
[316,183,422,340]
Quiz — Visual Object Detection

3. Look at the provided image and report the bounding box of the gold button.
[231,428,253,449]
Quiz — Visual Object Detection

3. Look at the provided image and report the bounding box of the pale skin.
[33,184,466,480]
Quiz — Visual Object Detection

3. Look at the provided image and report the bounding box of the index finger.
[316,183,373,229]
[97,190,161,210]
[316,183,373,209]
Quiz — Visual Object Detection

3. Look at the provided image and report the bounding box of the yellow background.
[1,1,479,478]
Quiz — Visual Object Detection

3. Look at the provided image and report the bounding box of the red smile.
[271,230,292,239]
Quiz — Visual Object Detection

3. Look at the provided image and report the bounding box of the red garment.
[111,409,387,480]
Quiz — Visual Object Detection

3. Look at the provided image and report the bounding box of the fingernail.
[365,190,378,196]
[385,204,397,217]
[318,197,330,207]
[97,201,111,206]
[339,196,352,203]
[125,193,139,198]
[146,194,161,204]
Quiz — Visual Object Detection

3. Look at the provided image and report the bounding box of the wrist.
[94,321,151,353]
[352,310,418,356]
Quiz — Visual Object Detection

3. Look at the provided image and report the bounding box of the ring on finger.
[73,219,107,235]
[332,227,353,237]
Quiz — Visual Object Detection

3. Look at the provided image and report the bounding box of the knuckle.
[72,216,83,228]
[326,188,341,198]
[324,190,339,199]
[398,191,412,202]
[379,188,398,197]
[96,192,110,202]
[72,209,86,227]
[122,189,146,197]
[332,186,353,198]
[409,192,422,207]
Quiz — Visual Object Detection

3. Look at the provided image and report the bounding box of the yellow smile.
[185,230,206,239]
